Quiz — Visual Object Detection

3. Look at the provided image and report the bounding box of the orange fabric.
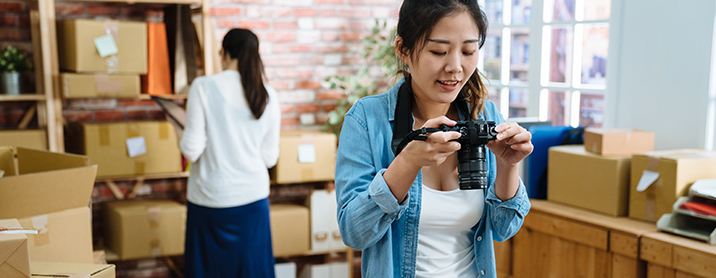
[142,22,172,96]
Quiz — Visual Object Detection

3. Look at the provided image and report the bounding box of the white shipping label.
[636,170,660,192]
[298,144,316,163]
[126,136,147,158]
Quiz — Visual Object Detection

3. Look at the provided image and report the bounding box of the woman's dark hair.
[397,0,489,119]
[222,28,268,119]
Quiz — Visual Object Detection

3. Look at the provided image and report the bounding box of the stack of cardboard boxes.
[0,147,115,277]
[547,128,716,224]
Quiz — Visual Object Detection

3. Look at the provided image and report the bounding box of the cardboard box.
[270,204,309,257]
[0,219,30,278]
[547,145,632,216]
[0,147,96,263]
[629,149,716,222]
[270,131,337,184]
[56,19,147,74]
[0,130,47,150]
[61,73,140,98]
[30,262,115,278]
[275,262,297,278]
[103,199,186,260]
[298,262,349,278]
[584,128,655,155]
[307,190,346,252]
[67,121,181,178]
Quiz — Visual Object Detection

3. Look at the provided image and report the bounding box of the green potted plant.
[0,45,32,95]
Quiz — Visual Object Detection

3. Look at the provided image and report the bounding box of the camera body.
[439,120,498,190]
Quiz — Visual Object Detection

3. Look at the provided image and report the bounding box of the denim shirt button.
[477,236,482,241]
[481,270,486,276]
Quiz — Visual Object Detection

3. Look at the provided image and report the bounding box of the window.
[479,0,611,127]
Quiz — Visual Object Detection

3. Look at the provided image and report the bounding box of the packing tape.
[94,74,123,96]
[102,20,120,74]
[31,214,50,247]
[301,134,314,144]
[150,239,162,257]
[147,206,161,222]
[301,168,314,181]
[135,161,146,175]
[99,125,110,146]
[159,123,169,139]
[645,155,660,221]
[623,132,632,146]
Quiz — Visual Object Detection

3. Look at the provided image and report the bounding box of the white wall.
[612,0,715,150]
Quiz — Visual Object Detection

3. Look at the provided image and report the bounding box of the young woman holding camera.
[334,1,533,277]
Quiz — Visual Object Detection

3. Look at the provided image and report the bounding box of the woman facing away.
[335,1,533,277]
[180,28,281,278]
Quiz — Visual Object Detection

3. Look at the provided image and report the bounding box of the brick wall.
[1,0,401,277]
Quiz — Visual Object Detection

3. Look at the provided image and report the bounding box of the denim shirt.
[335,78,531,278]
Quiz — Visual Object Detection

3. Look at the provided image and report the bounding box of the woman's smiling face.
[397,11,481,106]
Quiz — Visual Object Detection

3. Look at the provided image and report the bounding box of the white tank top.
[416,184,485,278]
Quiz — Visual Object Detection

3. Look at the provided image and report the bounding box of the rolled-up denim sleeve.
[485,178,530,242]
[335,102,409,250]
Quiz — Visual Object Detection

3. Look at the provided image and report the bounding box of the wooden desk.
[640,231,716,278]
[502,199,657,278]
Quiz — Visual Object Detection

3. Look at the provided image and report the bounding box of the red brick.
[321,9,337,17]
[63,110,92,122]
[93,110,124,122]
[342,56,363,65]
[17,15,28,28]
[264,32,296,42]
[210,7,242,17]
[148,109,165,120]
[118,99,157,107]
[300,56,323,65]
[280,104,294,114]
[217,20,236,28]
[322,32,340,41]
[272,44,287,53]
[55,3,85,16]
[288,44,312,53]
[316,0,345,3]
[315,44,348,53]
[322,103,338,112]
[262,7,291,17]
[0,15,17,27]
[237,20,271,29]
[87,4,119,16]
[268,80,294,90]
[145,8,164,18]
[295,103,320,113]
[340,32,364,41]
[274,21,298,30]
[297,70,313,79]
[0,111,22,125]
[151,180,171,193]
[126,110,148,121]
[0,28,27,40]
[275,68,297,79]
[314,18,349,30]
[350,21,365,29]
[263,56,300,67]
[316,90,345,100]
[363,0,401,5]
[339,8,372,18]
[0,2,23,13]
[296,80,321,90]
[281,117,300,126]
[294,8,318,17]
[232,0,271,4]
[120,6,144,18]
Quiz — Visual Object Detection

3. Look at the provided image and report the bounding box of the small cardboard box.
[270,204,309,257]
[0,130,47,150]
[270,131,336,184]
[61,73,140,98]
[0,218,31,278]
[30,262,115,278]
[629,149,716,222]
[584,128,655,156]
[307,190,345,252]
[0,147,96,263]
[66,121,181,178]
[547,145,632,216]
[298,262,350,278]
[103,199,186,260]
[56,19,147,74]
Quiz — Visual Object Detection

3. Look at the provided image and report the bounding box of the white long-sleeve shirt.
[180,70,280,208]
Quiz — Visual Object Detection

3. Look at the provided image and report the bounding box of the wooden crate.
[640,231,716,278]
[510,200,655,278]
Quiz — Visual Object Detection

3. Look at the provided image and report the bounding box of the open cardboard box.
[0,146,97,263]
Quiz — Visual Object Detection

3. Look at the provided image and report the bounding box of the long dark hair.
[396,0,489,119]
[222,28,269,119]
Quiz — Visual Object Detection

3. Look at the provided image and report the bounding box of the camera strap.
[391,80,471,155]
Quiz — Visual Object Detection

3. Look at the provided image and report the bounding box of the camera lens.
[457,144,489,190]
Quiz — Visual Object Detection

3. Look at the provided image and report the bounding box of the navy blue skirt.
[184,199,275,278]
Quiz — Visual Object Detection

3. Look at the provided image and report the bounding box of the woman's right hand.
[398,116,463,169]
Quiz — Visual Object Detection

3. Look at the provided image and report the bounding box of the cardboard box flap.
[15,148,88,176]
[0,166,97,219]
[30,262,114,277]
[551,145,631,159]
[0,219,30,278]
[639,149,716,161]
[0,147,17,176]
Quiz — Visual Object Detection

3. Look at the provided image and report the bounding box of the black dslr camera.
[439,120,498,190]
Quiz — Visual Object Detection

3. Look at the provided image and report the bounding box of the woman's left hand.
[486,122,533,166]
